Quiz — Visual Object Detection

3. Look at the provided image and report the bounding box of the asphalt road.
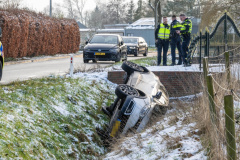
[1,52,157,84]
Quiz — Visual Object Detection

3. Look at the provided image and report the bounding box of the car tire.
[115,84,139,99]
[143,48,148,56]
[83,59,89,63]
[122,61,147,75]
[0,61,2,81]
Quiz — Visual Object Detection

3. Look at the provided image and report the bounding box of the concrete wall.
[108,71,203,97]
[125,29,155,47]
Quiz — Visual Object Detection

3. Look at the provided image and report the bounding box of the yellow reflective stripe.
[181,19,192,33]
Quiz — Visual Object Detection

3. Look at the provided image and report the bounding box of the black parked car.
[122,37,148,57]
[83,34,127,63]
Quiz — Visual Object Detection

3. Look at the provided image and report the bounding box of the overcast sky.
[21,0,97,12]
[21,0,139,13]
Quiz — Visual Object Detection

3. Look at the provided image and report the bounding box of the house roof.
[77,21,87,29]
[126,17,200,29]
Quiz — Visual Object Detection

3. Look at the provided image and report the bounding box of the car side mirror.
[85,41,89,45]
[153,91,162,99]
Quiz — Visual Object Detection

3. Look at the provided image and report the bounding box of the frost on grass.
[105,97,207,160]
[0,74,116,159]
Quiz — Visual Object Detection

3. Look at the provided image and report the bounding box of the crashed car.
[103,61,169,137]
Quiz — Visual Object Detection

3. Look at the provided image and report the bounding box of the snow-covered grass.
[104,96,207,160]
[0,74,116,159]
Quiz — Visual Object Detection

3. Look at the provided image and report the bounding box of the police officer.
[170,15,183,66]
[155,16,170,66]
[178,13,192,66]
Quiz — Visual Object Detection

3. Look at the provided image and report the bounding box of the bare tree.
[72,0,87,24]
[43,4,65,19]
[200,0,240,29]
[64,0,75,19]
[0,0,22,9]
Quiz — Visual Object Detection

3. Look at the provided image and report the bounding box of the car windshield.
[123,38,138,44]
[90,35,118,44]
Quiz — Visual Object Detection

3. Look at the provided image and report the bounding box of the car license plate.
[110,119,121,137]
[95,52,105,55]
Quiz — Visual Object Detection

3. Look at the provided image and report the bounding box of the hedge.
[0,9,80,58]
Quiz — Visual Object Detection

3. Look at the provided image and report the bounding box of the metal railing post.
[224,12,228,51]
[204,30,207,57]
[199,31,202,70]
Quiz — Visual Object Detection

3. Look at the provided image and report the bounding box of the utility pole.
[50,0,52,17]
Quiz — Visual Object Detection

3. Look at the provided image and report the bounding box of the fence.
[187,11,240,70]
[191,11,240,160]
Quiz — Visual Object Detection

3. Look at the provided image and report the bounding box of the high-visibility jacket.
[181,18,192,34]
[171,20,182,31]
[158,23,170,39]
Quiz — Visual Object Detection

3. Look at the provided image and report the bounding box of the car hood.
[85,43,118,50]
[125,43,138,47]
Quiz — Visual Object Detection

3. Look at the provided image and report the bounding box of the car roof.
[122,36,141,38]
[95,34,120,37]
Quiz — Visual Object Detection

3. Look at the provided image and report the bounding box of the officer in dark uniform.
[179,13,192,66]
[170,15,183,66]
[155,16,170,66]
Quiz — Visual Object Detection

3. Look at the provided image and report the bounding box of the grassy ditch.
[0,75,116,159]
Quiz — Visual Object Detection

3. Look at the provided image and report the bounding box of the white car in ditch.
[103,61,169,138]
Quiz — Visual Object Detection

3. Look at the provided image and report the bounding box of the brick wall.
[108,71,203,97]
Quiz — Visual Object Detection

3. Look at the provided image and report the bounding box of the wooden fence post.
[224,95,236,160]
[203,57,209,82]
[206,74,216,123]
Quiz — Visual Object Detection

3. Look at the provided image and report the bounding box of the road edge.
[4,53,83,66]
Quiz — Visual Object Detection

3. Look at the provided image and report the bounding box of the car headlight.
[124,101,135,115]
[109,48,118,53]
[85,48,90,52]
[129,47,136,49]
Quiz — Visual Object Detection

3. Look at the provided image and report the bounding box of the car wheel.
[115,84,139,99]
[143,48,148,56]
[0,61,2,81]
[122,61,148,75]
[83,59,89,63]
